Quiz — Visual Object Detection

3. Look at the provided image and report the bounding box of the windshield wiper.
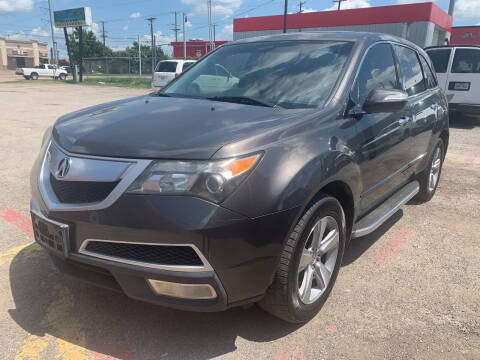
[206,96,280,108]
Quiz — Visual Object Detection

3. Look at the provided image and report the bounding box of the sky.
[1,0,479,59]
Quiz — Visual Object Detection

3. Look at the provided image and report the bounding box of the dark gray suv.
[30,32,448,323]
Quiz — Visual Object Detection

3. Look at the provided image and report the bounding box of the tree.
[113,41,169,61]
[68,28,113,64]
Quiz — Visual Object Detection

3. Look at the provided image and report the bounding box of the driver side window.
[352,43,401,106]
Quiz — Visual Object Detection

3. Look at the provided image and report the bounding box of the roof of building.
[233,2,452,33]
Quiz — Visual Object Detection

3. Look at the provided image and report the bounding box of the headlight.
[126,153,261,203]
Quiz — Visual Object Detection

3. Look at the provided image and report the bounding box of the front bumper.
[30,143,299,311]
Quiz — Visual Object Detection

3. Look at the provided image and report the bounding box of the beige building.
[0,38,49,70]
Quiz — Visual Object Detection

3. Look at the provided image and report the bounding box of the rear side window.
[426,49,451,73]
[419,55,437,89]
[451,49,480,73]
[352,43,401,105]
[394,45,426,96]
[156,61,178,72]
[182,62,194,71]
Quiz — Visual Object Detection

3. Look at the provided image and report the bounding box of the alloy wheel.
[428,147,442,192]
[297,216,340,305]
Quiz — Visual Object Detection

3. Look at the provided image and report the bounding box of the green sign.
[54,7,92,28]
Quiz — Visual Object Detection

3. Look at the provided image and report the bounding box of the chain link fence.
[82,57,156,78]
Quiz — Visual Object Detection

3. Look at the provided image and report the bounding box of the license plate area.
[31,211,69,258]
[448,81,471,91]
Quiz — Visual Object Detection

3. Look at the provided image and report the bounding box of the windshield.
[163,40,353,109]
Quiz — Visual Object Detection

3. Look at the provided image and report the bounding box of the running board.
[352,181,419,238]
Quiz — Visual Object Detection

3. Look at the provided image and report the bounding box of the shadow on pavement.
[9,244,301,360]
[342,209,403,266]
[449,112,480,130]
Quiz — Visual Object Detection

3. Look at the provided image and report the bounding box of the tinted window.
[451,49,480,73]
[395,45,426,96]
[426,49,451,73]
[48,65,55,69]
[156,61,178,72]
[419,55,437,89]
[352,43,400,105]
[165,41,354,109]
[182,62,194,71]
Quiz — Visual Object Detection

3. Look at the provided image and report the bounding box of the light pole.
[283,0,288,33]
[47,0,57,64]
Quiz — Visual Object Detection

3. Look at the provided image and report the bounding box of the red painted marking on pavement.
[464,141,480,163]
[274,346,305,360]
[371,228,415,268]
[0,205,33,239]
[93,345,136,360]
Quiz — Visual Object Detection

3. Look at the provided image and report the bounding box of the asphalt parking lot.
[0,82,479,360]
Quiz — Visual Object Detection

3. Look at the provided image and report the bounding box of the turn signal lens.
[229,156,258,176]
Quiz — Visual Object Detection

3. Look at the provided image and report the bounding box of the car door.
[48,65,56,77]
[393,45,434,173]
[445,47,480,106]
[351,42,414,213]
[425,48,452,92]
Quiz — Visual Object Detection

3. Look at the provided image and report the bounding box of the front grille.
[50,174,119,204]
[83,241,204,266]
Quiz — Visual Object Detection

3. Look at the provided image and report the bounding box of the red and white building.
[451,26,480,46]
[233,2,452,48]
[171,40,229,59]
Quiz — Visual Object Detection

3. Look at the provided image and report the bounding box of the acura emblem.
[56,157,71,178]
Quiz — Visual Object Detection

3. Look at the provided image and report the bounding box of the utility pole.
[446,0,456,44]
[283,0,288,33]
[213,24,216,43]
[138,34,142,76]
[172,11,180,42]
[78,26,83,82]
[298,1,306,13]
[47,0,57,64]
[183,12,187,60]
[333,0,347,10]
[101,21,106,47]
[208,0,214,52]
[147,17,156,75]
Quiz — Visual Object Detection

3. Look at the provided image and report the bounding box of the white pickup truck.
[16,64,68,80]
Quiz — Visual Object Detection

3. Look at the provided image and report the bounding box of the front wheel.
[30,72,38,80]
[415,139,444,202]
[59,73,66,80]
[23,76,30,80]
[258,195,346,323]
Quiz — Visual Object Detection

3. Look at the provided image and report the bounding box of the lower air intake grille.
[50,174,119,204]
[83,241,204,266]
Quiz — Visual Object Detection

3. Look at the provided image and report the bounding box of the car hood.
[53,95,304,159]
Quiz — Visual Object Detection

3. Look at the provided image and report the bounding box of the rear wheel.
[30,72,38,80]
[59,73,66,80]
[258,195,346,323]
[23,76,30,80]
[415,139,444,202]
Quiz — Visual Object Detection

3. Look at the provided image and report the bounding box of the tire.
[258,195,346,323]
[30,73,38,80]
[59,73,66,80]
[23,76,30,80]
[415,139,444,202]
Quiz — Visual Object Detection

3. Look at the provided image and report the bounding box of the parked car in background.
[426,45,480,116]
[16,64,68,80]
[152,59,196,89]
[31,32,448,323]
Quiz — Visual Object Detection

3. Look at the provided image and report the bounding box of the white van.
[425,46,480,116]
[152,60,196,89]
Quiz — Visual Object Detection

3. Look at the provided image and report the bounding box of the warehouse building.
[171,40,229,59]
[0,38,49,70]
[451,26,480,46]
[233,2,452,48]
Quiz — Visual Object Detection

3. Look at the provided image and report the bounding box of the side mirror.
[363,89,408,114]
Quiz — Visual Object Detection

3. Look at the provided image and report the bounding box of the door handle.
[399,117,410,126]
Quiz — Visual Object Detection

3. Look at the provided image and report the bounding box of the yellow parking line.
[0,243,32,265]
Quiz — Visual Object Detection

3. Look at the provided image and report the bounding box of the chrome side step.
[352,181,419,238]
